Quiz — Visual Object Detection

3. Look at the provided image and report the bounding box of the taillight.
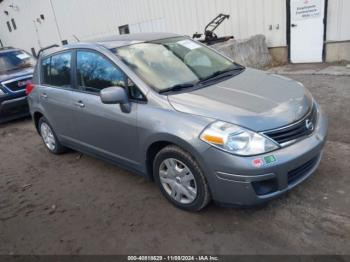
[25,83,35,95]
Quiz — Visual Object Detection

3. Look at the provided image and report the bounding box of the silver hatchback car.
[27,33,328,211]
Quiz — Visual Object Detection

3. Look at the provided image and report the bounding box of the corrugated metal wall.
[0,0,62,52]
[0,0,287,52]
[326,0,350,42]
[0,0,348,54]
[51,0,287,46]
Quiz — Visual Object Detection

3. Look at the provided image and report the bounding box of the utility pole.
[49,0,63,43]
[33,20,42,48]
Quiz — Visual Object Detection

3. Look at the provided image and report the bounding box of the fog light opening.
[252,178,278,196]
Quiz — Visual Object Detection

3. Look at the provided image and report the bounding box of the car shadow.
[0,115,32,128]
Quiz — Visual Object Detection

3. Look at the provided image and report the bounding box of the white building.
[0,0,349,63]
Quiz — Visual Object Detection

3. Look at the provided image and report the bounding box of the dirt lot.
[0,74,349,255]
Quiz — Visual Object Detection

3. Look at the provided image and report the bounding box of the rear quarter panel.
[27,62,41,117]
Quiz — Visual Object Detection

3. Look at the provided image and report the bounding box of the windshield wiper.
[199,67,245,83]
[159,82,196,94]
[158,66,245,94]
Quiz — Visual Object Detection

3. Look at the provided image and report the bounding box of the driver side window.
[76,51,126,93]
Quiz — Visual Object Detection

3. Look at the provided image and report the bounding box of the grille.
[263,104,317,145]
[2,77,32,92]
[287,156,319,184]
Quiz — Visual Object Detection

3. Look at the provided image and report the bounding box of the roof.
[92,32,182,48]
[92,32,180,43]
[40,32,183,57]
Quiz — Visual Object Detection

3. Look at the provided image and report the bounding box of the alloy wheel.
[40,122,56,151]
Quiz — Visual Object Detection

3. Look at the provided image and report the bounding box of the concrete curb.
[268,65,350,76]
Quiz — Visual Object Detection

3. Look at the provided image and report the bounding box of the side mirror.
[100,86,131,113]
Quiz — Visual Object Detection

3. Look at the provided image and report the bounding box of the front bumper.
[200,104,328,206]
[0,95,29,123]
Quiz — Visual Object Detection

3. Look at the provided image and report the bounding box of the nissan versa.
[27,33,328,211]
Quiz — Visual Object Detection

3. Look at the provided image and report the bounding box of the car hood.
[167,68,313,131]
[0,67,33,83]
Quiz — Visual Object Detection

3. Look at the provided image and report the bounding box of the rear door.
[70,50,140,166]
[39,51,77,140]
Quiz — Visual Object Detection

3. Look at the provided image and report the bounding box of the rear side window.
[42,58,51,83]
[76,50,125,93]
[41,52,72,87]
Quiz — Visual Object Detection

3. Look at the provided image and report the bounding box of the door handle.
[74,101,85,108]
[291,24,298,27]
[40,93,48,99]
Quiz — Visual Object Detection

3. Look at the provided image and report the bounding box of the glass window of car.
[113,37,242,92]
[0,50,36,74]
[41,52,72,87]
[41,57,50,84]
[76,50,145,101]
[76,51,126,93]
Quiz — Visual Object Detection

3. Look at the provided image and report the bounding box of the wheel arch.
[144,133,208,181]
[33,111,44,134]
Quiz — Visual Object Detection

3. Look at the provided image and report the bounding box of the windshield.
[113,37,242,91]
[0,50,36,73]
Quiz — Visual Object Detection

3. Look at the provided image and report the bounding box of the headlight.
[200,121,279,156]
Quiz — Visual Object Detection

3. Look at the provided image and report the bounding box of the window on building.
[6,21,12,32]
[11,19,16,30]
[42,52,72,87]
[119,24,130,35]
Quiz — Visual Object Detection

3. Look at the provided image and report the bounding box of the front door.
[290,0,325,63]
[71,50,140,166]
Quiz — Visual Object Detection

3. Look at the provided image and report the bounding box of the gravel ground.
[0,74,349,255]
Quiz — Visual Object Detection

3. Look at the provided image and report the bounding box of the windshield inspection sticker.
[177,39,201,50]
[16,53,30,60]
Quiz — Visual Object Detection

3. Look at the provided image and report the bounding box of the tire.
[153,145,211,211]
[38,117,66,154]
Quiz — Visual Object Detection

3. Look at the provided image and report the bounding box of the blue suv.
[0,47,35,123]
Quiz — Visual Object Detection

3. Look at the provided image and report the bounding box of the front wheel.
[153,145,211,211]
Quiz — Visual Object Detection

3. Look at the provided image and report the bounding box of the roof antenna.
[72,34,80,42]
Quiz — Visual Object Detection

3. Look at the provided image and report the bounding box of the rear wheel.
[38,117,66,154]
[153,145,211,211]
